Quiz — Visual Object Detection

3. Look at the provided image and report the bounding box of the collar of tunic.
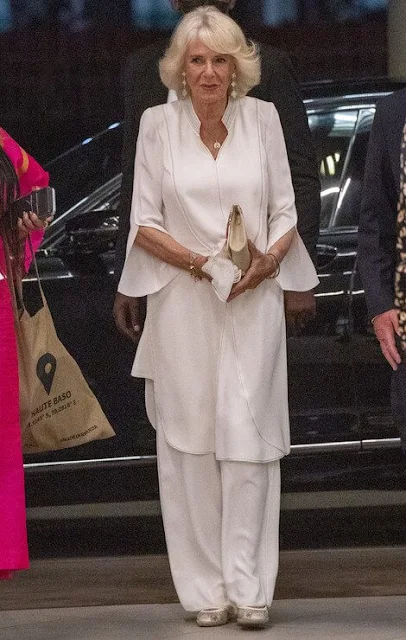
[183,98,239,136]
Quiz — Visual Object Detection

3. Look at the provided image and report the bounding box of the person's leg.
[156,429,229,612]
[258,460,281,606]
[221,460,281,607]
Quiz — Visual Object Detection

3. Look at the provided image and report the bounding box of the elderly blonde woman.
[119,6,318,630]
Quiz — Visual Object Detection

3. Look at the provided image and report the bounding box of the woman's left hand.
[228,240,278,302]
[18,211,53,239]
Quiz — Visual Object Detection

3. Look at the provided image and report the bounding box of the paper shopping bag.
[16,292,115,454]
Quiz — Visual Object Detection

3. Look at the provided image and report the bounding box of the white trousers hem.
[157,429,281,612]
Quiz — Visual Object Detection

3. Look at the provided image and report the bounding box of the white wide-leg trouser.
[157,429,281,612]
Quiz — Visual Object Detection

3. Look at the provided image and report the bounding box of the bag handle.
[1,227,46,319]
[26,234,47,308]
[0,222,20,319]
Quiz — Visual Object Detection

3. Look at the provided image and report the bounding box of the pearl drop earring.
[230,72,237,99]
[182,71,187,98]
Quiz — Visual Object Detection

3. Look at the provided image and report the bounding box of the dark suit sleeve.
[114,55,140,281]
[358,103,398,320]
[254,48,320,265]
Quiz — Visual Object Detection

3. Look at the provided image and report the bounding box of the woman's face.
[184,39,235,107]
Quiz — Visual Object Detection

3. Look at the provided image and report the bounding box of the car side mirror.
[64,210,118,255]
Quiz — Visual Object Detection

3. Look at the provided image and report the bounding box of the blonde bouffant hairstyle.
[159,6,261,99]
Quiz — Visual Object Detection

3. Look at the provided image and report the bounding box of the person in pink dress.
[0,128,51,580]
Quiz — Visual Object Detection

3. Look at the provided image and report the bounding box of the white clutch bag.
[226,205,251,273]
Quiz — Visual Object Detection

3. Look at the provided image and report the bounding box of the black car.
[23,80,406,542]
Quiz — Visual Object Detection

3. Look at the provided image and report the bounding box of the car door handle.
[316,244,338,269]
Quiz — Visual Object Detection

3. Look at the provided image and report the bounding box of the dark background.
[0,0,389,161]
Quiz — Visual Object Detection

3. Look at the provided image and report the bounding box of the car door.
[349,108,400,452]
[287,108,362,456]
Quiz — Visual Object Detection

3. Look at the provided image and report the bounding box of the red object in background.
[0,128,49,578]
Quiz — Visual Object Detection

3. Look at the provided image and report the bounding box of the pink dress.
[0,128,49,579]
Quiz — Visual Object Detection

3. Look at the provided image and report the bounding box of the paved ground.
[2,547,406,611]
[1,598,406,639]
[1,547,406,638]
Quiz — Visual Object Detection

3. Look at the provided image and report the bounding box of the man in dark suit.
[113,0,321,341]
[358,88,406,450]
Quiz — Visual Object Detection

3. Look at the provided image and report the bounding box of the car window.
[45,123,123,217]
[308,110,359,228]
[331,110,373,228]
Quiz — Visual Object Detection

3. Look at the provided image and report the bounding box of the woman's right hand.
[18,211,53,239]
[195,255,211,280]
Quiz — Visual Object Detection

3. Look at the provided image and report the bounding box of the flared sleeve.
[118,107,179,297]
[263,103,319,291]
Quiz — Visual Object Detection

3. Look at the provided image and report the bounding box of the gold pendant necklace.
[213,141,221,150]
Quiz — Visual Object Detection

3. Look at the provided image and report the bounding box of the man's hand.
[284,290,316,332]
[373,309,401,370]
[113,292,144,342]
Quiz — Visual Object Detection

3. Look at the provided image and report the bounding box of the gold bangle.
[189,251,203,280]
[266,252,280,279]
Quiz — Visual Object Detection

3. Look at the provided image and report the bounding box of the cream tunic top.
[119,96,318,461]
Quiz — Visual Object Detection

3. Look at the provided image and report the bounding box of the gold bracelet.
[266,252,280,279]
[189,251,203,280]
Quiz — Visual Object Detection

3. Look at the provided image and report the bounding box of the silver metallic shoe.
[236,605,269,629]
[196,607,229,627]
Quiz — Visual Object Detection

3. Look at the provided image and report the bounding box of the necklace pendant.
[213,141,221,150]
